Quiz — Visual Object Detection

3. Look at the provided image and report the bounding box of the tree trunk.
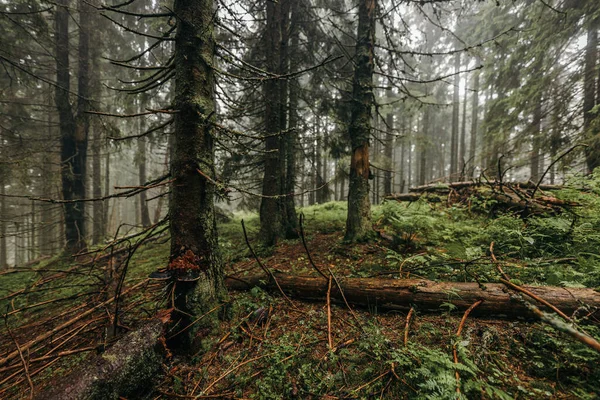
[138,98,151,228]
[226,274,600,319]
[418,108,429,186]
[450,50,461,181]
[459,74,468,180]
[169,0,226,350]
[0,162,6,269]
[384,89,394,196]
[583,22,599,172]
[91,120,103,244]
[344,0,375,243]
[469,65,480,177]
[259,0,282,246]
[55,0,87,252]
[530,96,543,183]
[90,3,104,246]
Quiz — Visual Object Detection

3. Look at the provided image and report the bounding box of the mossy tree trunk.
[169,0,226,350]
[344,0,376,243]
[55,0,88,253]
[260,0,283,246]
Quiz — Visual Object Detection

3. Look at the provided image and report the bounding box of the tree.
[345,0,376,242]
[168,0,226,349]
[259,0,283,246]
[54,0,91,252]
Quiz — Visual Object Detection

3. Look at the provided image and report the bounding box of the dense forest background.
[2,0,600,398]
[2,0,600,264]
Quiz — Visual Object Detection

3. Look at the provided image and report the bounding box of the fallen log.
[408,181,567,193]
[384,193,441,202]
[35,318,167,400]
[225,274,600,319]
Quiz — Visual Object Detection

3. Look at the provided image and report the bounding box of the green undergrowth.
[379,185,600,289]
[161,289,600,399]
[2,187,600,399]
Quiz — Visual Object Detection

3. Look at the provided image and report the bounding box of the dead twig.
[489,242,511,281]
[327,274,334,350]
[500,279,571,322]
[523,301,600,353]
[240,219,295,307]
[5,319,34,399]
[298,214,328,280]
[0,279,148,367]
[404,307,414,346]
[453,299,483,397]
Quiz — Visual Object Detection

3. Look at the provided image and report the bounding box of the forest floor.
[1,183,600,399]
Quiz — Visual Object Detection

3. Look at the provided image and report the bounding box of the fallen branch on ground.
[225,273,600,319]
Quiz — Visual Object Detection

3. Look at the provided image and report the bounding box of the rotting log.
[225,274,600,319]
[35,318,166,400]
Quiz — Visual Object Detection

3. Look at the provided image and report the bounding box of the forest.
[1,0,600,398]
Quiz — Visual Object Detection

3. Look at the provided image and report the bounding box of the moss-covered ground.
[1,186,600,399]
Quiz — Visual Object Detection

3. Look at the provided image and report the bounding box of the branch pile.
[385,180,580,215]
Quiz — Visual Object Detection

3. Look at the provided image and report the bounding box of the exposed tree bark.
[259,0,283,246]
[169,0,226,350]
[344,0,376,242]
[583,21,599,172]
[226,274,600,319]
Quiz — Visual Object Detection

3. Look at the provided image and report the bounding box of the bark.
[55,0,87,252]
[282,0,299,239]
[36,319,166,400]
[226,274,600,319]
[583,22,599,172]
[0,164,6,269]
[316,119,324,203]
[459,74,468,179]
[530,96,543,182]
[418,107,430,186]
[91,121,103,244]
[169,0,226,350]
[450,50,461,181]
[384,88,394,196]
[469,66,480,175]
[259,0,283,246]
[530,54,545,183]
[345,0,376,242]
[138,98,151,228]
[90,3,104,246]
